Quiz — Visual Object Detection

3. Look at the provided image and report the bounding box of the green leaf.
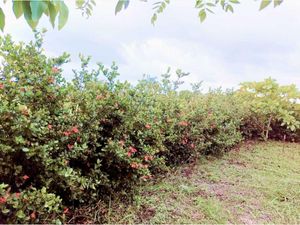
[1,208,10,214]
[22,148,30,152]
[226,4,234,13]
[48,2,58,28]
[55,219,62,225]
[274,0,283,7]
[30,1,47,22]
[115,0,124,15]
[220,0,226,9]
[260,0,272,10]
[58,1,68,30]
[22,1,32,21]
[13,1,23,18]
[151,13,157,25]
[16,210,26,219]
[0,8,4,31]
[76,0,85,8]
[195,2,205,8]
[199,9,206,22]
[15,136,26,144]
[22,1,38,29]
[206,3,216,7]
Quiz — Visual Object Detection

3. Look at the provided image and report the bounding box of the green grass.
[106,141,300,224]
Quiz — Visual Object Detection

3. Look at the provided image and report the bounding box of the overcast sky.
[3,0,300,90]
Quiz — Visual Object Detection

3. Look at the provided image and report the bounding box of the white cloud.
[116,0,300,89]
[118,35,300,90]
[118,38,238,90]
[1,0,300,89]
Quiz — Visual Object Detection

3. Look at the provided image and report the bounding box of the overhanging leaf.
[22,1,38,29]
[259,0,272,10]
[0,8,4,31]
[115,0,124,15]
[229,0,240,3]
[48,2,58,28]
[226,4,234,13]
[13,1,23,18]
[274,0,283,7]
[58,1,68,30]
[151,13,157,24]
[76,0,85,8]
[199,9,206,22]
[30,0,47,22]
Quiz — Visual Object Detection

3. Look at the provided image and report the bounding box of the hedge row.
[0,34,299,223]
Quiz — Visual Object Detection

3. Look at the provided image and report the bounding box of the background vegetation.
[0,33,299,223]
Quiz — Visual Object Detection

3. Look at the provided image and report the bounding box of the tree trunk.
[265,116,272,141]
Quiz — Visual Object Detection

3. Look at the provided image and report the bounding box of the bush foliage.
[0,33,299,223]
[238,78,300,141]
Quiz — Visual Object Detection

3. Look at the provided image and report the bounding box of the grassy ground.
[106,141,300,224]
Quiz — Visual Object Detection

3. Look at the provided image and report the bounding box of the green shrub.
[181,89,244,156]
[0,34,169,223]
[0,183,63,224]
[238,78,300,140]
[0,33,299,223]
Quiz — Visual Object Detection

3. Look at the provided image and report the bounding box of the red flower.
[51,67,59,74]
[67,144,74,150]
[144,155,154,161]
[77,136,81,142]
[15,192,21,198]
[141,175,148,180]
[145,124,151,129]
[181,138,188,145]
[0,197,7,204]
[21,108,29,116]
[127,146,137,157]
[63,131,71,136]
[190,143,195,149]
[48,124,52,129]
[141,175,153,180]
[30,211,36,219]
[48,76,55,84]
[130,162,139,169]
[0,83,4,89]
[129,146,137,153]
[23,175,29,180]
[178,121,189,126]
[63,207,69,214]
[71,126,79,133]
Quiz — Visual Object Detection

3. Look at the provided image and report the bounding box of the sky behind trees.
[3,0,300,90]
